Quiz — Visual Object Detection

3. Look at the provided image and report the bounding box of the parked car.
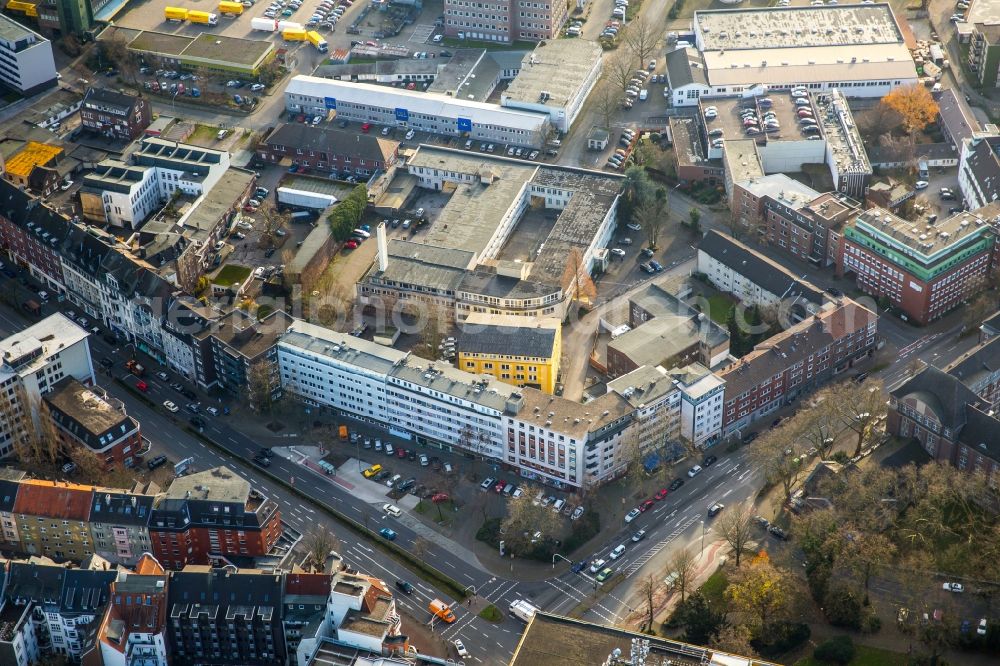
[624,508,641,523]
[942,582,965,593]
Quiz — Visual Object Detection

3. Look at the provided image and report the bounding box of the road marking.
[624,514,702,577]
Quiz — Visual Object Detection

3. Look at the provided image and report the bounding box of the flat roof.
[0,13,40,45]
[182,33,272,67]
[607,365,675,407]
[163,466,249,502]
[853,201,1000,257]
[817,90,870,175]
[366,239,475,293]
[723,139,764,183]
[695,5,905,50]
[513,389,629,440]
[968,0,1000,26]
[127,30,191,57]
[669,117,711,168]
[180,168,255,242]
[736,173,819,206]
[389,358,518,413]
[286,76,548,132]
[1,313,88,380]
[280,320,408,376]
[503,40,603,109]
[429,178,526,256]
[45,379,130,437]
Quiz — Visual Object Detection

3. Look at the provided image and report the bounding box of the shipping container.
[277,187,338,209]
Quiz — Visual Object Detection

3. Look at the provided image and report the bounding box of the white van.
[639,89,648,101]
[609,544,626,560]
[552,498,566,513]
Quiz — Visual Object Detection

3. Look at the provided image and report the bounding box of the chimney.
[377,220,389,272]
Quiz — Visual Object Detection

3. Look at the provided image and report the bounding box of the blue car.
[571,560,588,573]
[649,260,663,272]
[379,528,397,541]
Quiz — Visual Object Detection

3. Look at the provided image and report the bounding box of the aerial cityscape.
[0,0,997,664]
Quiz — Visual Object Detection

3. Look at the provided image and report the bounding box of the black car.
[375,469,392,481]
[571,560,588,573]
[252,454,271,467]
[825,287,843,297]
[770,417,783,429]
[742,431,759,444]
[768,525,789,541]
[702,455,717,467]
[395,580,414,594]
[103,334,119,345]
[396,477,416,492]
[147,455,168,470]
[668,478,684,491]
[185,402,200,414]
[264,248,276,258]
[181,389,197,401]
[99,357,114,368]
[259,447,273,459]
[407,449,417,461]
[189,416,206,429]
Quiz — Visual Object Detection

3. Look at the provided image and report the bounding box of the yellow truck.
[188,10,219,25]
[282,28,308,41]
[306,30,329,53]
[218,1,244,14]
[429,599,456,623]
[164,6,188,21]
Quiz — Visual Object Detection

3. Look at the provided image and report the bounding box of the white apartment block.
[0,15,56,95]
[0,601,41,666]
[0,314,94,458]
[672,364,725,448]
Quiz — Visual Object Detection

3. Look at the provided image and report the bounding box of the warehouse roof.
[286,76,549,132]
[503,39,603,109]
[694,5,905,50]
[181,33,272,67]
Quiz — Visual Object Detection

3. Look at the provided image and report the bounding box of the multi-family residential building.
[166,565,288,665]
[456,314,561,394]
[43,378,142,470]
[88,490,155,567]
[12,480,95,561]
[966,2,1000,89]
[943,335,1000,410]
[88,554,169,666]
[0,470,25,550]
[729,175,860,266]
[0,15,57,95]
[257,124,399,178]
[670,363,726,448]
[0,314,95,459]
[697,230,827,320]
[193,310,293,400]
[3,141,65,195]
[148,467,283,570]
[608,366,683,461]
[607,284,729,379]
[282,572,331,666]
[957,133,1000,210]
[324,569,406,658]
[720,298,878,436]
[80,88,152,141]
[443,0,567,42]
[837,204,999,325]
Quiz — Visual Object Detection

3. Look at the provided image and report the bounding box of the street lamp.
[700,519,706,555]
[552,553,572,569]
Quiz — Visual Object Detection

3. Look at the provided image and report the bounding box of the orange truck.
[126,359,145,377]
[339,425,348,440]
[429,599,456,623]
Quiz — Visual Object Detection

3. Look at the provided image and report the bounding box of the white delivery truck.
[276,187,338,210]
[509,599,539,623]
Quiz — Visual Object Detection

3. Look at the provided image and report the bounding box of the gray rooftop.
[456,318,558,359]
[694,5,905,50]
[365,239,475,294]
[281,320,408,375]
[937,88,980,148]
[723,140,765,184]
[164,466,250,503]
[816,90,871,176]
[0,13,40,48]
[503,40,603,109]
[389,357,518,413]
[607,365,676,407]
[665,47,708,89]
[178,168,255,242]
[735,173,819,208]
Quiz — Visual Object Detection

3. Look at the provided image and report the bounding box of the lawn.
[794,645,909,666]
[699,569,728,607]
[212,264,252,286]
[188,123,222,143]
[705,294,735,325]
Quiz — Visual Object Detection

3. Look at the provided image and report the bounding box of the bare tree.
[605,50,635,93]
[624,17,658,68]
[667,547,698,603]
[500,488,561,557]
[561,247,597,308]
[258,203,291,251]
[715,504,756,567]
[246,360,276,414]
[591,81,620,132]
[748,422,807,504]
[828,380,887,458]
[792,391,839,459]
[637,572,660,632]
[634,187,668,250]
[304,526,341,572]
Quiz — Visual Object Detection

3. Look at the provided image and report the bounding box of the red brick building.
[148,467,282,570]
[81,88,152,141]
[720,298,878,437]
[256,123,398,178]
[0,203,66,292]
[44,377,143,470]
[837,204,1000,325]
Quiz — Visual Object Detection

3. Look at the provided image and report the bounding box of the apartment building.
[194,310,293,400]
[88,554,169,666]
[12,480,95,561]
[3,141,65,196]
[607,366,682,460]
[0,15,57,95]
[80,88,152,141]
[325,569,405,657]
[456,314,562,394]
[943,335,1000,410]
[43,378,142,470]
[671,363,725,448]
[167,566,287,665]
[444,0,567,42]
[88,491,155,567]
[257,124,399,178]
[0,314,95,460]
[837,204,999,325]
[957,133,1000,211]
[0,470,25,550]
[697,230,827,320]
[148,467,283,570]
[966,1,1000,89]
[720,298,878,436]
[282,572,330,665]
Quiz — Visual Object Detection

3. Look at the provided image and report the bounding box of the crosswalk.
[624,513,702,576]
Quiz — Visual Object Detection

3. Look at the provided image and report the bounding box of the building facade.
[456,314,561,394]
[80,88,152,141]
[257,124,399,178]
[0,15,57,95]
[44,378,142,470]
[443,0,567,42]
[837,205,999,325]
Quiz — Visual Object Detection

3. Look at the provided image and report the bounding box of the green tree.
[688,208,701,231]
[620,165,652,221]
[677,592,726,644]
[727,305,749,357]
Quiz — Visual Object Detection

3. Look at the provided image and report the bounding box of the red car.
[639,499,655,512]
[343,240,358,250]
[654,488,668,501]
[494,481,506,493]
[431,492,450,503]
[361,122,371,133]
[397,448,407,458]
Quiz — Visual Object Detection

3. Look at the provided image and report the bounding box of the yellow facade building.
[456,314,561,394]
